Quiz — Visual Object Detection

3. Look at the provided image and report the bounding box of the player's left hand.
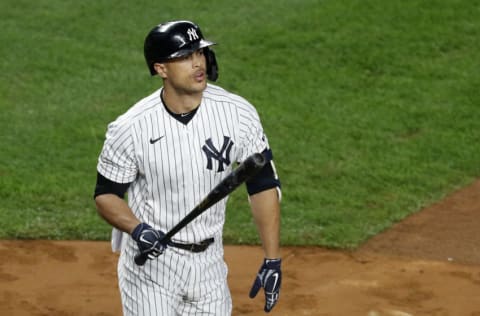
[249,258,282,313]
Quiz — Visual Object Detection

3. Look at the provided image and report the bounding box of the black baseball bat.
[135,152,266,266]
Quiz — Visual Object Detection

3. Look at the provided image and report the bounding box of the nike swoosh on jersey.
[149,136,164,144]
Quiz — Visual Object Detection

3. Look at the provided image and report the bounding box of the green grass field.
[1,0,479,248]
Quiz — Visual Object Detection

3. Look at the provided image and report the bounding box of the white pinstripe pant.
[118,239,232,316]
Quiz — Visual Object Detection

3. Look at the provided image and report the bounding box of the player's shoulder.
[109,89,162,129]
[203,84,257,113]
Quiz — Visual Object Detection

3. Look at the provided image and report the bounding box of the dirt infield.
[1,180,480,315]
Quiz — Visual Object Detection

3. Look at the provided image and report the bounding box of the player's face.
[160,49,208,94]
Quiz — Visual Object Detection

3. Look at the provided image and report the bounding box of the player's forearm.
[250,188,281,259]
[95,194,140,234]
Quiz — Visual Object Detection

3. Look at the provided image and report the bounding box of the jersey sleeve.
[237,104,270,162]
[97,119,138,184]
[236,101,282,199]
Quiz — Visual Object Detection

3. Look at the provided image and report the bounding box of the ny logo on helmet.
[187,28,199,41]
[202,136,234,172]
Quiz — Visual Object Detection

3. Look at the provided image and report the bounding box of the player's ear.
[153,63,167,79]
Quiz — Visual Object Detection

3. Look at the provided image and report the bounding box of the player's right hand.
[131,223,167,260]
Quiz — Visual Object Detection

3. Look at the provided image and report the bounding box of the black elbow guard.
[94,172,131,199]
[246,149,281,195]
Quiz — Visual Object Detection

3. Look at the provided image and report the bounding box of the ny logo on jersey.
[202,136,234,172]
[187,28,199,41]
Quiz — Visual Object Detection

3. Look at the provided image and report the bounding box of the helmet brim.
[167,39,216,60]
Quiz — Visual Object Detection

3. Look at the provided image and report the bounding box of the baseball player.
[94,20,282,315]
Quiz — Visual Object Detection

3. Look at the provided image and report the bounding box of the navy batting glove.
[131,223,167,260]
[249,258,282,313]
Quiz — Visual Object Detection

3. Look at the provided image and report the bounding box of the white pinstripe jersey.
[97,83,270,246]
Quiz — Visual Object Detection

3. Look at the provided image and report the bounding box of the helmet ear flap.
[148,62,157,76]
[205,47,218,81]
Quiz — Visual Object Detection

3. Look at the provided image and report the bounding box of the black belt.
[169,238,214,253]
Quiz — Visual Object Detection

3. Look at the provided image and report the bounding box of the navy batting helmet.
[144,20,218,81]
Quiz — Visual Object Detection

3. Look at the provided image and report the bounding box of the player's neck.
[161,88,202,114]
